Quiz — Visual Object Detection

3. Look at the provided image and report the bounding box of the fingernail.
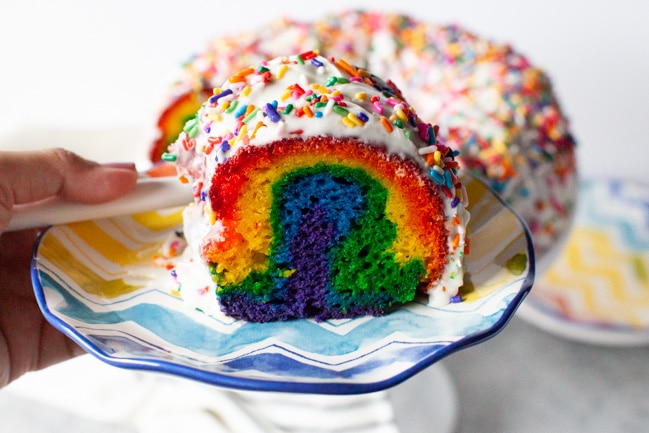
[102,162,137,170]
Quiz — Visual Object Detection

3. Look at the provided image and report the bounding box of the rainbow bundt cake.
[165,53,469,322]
[151,10,576,263]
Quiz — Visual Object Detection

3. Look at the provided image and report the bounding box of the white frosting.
[168,54,469,312]
[171,55,435,182]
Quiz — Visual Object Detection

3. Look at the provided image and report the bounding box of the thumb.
[0,148,138,228]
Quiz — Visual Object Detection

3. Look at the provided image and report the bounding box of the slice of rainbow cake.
[165,53,469,322]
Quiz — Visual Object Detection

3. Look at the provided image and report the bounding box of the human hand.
[0,148,138,387]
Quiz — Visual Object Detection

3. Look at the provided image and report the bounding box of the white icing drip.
[428,198,471,307]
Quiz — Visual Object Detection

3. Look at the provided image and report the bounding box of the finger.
[0,148,138,208]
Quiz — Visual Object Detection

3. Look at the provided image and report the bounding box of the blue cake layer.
[217,164,426,322]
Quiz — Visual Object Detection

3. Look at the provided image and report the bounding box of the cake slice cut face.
[167,53,469,322]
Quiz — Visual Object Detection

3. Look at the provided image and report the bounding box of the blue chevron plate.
[518,177,649,345]
[32,175,533,394]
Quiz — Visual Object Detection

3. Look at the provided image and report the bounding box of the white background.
[1,0,648,180]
